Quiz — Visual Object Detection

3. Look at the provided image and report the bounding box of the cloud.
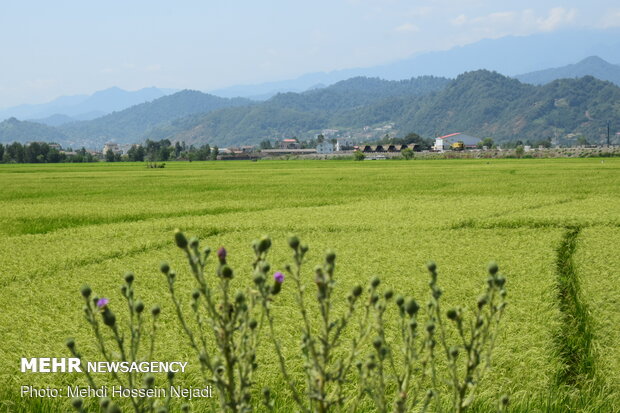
[394,23,420,33]
[450,7,577,36]
[535,7,577,31]
[600,9,620,28]
[406,6,433,18]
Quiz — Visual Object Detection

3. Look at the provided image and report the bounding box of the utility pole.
[607,120,611,146]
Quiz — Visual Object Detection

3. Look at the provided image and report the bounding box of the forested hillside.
[2,72,619,148]
[150,71,620,146]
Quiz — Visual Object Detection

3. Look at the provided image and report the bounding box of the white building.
[102,143,121,154]
[335,138,354,151]
[434,133,481,151]
[316,141,334,154]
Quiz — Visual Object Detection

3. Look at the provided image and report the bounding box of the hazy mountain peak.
[515,55,620,86]
[0,87,178,122]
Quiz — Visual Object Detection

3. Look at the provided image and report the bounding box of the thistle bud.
[371,276,381,288]
[71,398,83,409]
[134,300,145,313]
[325,250,336,265]
[100,398,110,409]
[477,295,488,309]
[426,322,435,334]
[151,305,161,317]
[108,404,121,413]
[427,261,437,272]
[189,237,199,249]
[488,262,499,276]
[405,298,419,316]
[384,289,394,300]
[447,308,458,320]
[300,244,309,254]
[395,295,405,307]
[167,371,175,381]
[235,291,245,304]
[102,308,116,327]
[373,337,383,350]
[500,395,509,406]
[192,290,200,300]
[144,374,155,387]
[257,236,271,253]
[80,285,92,298]
[249,319,258,330]
[352,285,363,297]
[271,281,282,295]
[174,229,188,249]
[220,265,233,279]
[288,236,300,250]
[66,338,75,349]
[124,272,134,284]
[496,275,506,288]
[160,262,170,274]
[253,274,265,285]
[449,346,459,359]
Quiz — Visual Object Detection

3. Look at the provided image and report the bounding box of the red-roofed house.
[279,138,301,149]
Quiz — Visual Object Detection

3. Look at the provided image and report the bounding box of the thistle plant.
[67,274,169,413]
[356,262,507,413]
[69,231,508,413]
[262,237,382,413]
[162,230,282,412]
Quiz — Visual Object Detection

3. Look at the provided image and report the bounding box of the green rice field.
[0,158,618,412]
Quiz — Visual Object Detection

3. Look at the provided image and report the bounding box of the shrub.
[401,148,414,160]
[353,150,365,161]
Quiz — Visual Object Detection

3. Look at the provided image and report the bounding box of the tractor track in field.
[451,203,600,391]
[553,227,596,387]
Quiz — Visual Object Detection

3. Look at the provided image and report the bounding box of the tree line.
[0,142,96,163]
[106,139,219,162]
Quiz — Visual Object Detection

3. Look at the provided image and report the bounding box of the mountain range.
[0,87,177,124]
[143,71,620,147]
[210,28,620,100]
[2,27,620,149]
[2,66,619,148]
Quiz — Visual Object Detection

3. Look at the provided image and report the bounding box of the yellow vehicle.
[450,141,465,151]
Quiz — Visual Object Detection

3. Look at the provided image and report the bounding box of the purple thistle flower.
[274,272,284,284]
[97,298,109,308]
[217,247,227,260]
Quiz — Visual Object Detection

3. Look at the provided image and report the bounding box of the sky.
[1,0,619,108]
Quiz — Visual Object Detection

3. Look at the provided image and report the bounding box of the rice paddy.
[0,158,618,412]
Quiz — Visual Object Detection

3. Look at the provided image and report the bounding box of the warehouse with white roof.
[434,133,481,151]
